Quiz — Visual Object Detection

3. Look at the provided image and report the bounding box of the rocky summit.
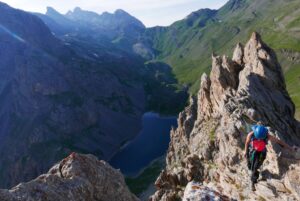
[150,32,300,201]
[0,153,138,201]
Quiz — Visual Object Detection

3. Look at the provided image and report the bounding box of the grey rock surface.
[183,182,229,201]
[151,32,300,201]
[0,153,139,201]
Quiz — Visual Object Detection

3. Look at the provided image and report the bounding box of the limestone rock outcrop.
[0,153,138,201]
[183,182,229,201]
[150,32,300,201]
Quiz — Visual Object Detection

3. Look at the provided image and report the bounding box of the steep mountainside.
[34,7,78,35]
[0,2,188,189]
[0,153,138,201]
[38,0,300,117]
[35,6,187,115]
[151,33,300,200]
[1,32,298,201]
[146,0,300,119]
[0,2,148,188]
[36,7,149,56]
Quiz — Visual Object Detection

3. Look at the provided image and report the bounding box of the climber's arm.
[244,131,253,157]
[268,134,295,152]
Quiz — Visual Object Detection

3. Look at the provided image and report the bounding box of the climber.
[243,123,296,191]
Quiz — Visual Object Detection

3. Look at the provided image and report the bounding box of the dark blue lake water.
[109,112,177,176]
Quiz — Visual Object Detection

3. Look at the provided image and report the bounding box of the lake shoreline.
[125,155,166,198]
[127,155,166,178]
[109,112,175,160]
[109,112,177,177]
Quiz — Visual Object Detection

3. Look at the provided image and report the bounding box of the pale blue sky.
[2,0,228,27]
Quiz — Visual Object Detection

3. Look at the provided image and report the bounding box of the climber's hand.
[243,150,247,158]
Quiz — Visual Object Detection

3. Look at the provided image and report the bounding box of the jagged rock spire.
[197,73,212,121]
[232,42,244,65]
[242,31,286,89]
[151,32,300,201]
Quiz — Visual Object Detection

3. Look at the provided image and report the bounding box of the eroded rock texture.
[0,153,138,201]
[151,32,300,201]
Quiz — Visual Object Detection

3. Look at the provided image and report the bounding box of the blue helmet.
[252,125,268,139]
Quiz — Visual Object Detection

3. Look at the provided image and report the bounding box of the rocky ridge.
[0,153,138,201]
[38,6,148,55]
[151,32,300,201]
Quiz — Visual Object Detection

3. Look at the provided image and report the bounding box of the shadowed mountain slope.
[0,2,147,188]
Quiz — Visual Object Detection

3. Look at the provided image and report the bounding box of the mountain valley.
[0,0,299,200]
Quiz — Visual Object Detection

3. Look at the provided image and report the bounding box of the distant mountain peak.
[65,7,101,24]
[114,9,129,15]
[64,7,145,29]
[185,8,217,19]
[0,2,10,8]
[66,7,100,18]
[113,9,145,28]
[73,7,83,13]
[46,6,57,12]
[181,8,217,27]
[222,0,248,12]
[46,6,62,16]
[45,6,75,29]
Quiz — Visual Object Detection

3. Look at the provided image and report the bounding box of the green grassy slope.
[146,0,300,119]
[125,158,165,196]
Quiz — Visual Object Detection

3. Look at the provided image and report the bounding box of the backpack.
[250,134,268,152]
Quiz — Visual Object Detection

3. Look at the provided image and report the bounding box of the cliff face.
[151,33,300,201]
[0,153,138,201]
[0,2,146,188]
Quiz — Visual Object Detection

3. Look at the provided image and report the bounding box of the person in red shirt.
[244,124,296,191]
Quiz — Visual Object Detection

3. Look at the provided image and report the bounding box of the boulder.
[182,182,229,201]
[0,153,138,201]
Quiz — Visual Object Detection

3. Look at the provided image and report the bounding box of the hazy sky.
[2,0,228,27]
